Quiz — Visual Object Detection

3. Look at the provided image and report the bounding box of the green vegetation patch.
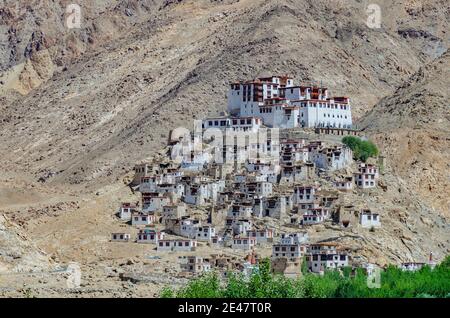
[161,256,450,298]
[342,136,379,162]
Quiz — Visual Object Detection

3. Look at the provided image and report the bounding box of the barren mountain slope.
[360,51,450,216]
[0,0,449,297]
[0,0,448,186]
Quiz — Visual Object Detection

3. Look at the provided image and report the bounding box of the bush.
[161,256,450,298]
[342,136,379,162]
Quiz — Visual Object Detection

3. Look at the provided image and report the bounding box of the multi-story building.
[180,256,212,274]
[142,192,172,213]
[334,176,354,191]
[247,228,274,243]
[227,76,294,115]
[253,196,287,219]
[310,145,353,171]
[231,236,257,250]
[227,76,353,129]
[279,162,315,184]
[136,228,165,244]
[271,243,307,260]
[162,204,187,221]
[293,185,319,204]
[305,243,349,273]
[131,212,156,226]
[302,207,330,225]
[354,163,379,189]
[195,225,217,242]
[280,232,309,245]
[118,202,138,221]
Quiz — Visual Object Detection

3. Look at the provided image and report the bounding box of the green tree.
[160,255,450,298]
[342,136,379,162]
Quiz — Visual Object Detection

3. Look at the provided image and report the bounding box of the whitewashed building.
[334,176,354,191]
[279,163,315,184]
[131,212,156,226]
[227,76,294,115]
[202,116,262,132]
[255,196,286,218]
[232,236,257,250]
[227,76,353,129]
[136,228,165,244]
[359,210,381,228]
[179,218,202,238]
[162,204,186,221]
[399,262,426,271]
[142,193,172,213]
[310,145,353,171]
[247,228,274,243]
[354,163,379,189]
[227,203,254,219]
[302,214,326,225]
[272,243,307,260]
[180,256,212,274]
[132,163,153,186]
[139,175,158,193]
[240,181,273,198]
[155,183,185,200]
[306,243,349,273]
[183,180,225,205]
[111,233,131,242]
[302,207,330,225]
[229,219,253,236]
[293,185,319,204]
[195,225,217,242]
[280,232,309,245]
[118,202,137,221]
[157,239,197,252]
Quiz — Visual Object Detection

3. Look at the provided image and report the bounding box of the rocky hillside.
[0,0,448,186]
[0,213,53,273]
[360,51,450,216]
[0,0,448,297]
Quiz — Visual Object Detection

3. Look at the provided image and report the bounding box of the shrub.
[161,256,450,298]
[342,136,379,162]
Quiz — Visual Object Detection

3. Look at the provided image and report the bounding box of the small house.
[111,233,131,242]
[157,239,197,252]
[232,236,257,250]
